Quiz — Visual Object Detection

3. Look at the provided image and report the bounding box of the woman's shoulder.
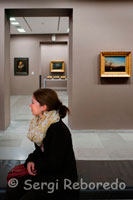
[43,120,72,145]
[47,120,71,136]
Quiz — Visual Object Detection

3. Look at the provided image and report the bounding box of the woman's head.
[31,88,69,118]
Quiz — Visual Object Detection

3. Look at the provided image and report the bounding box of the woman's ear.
[42,105,47,112]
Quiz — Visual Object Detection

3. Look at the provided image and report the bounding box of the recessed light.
[10,17,16,21]
[52,35,56,41]
[17,28,26,33]
[11,22,19,25]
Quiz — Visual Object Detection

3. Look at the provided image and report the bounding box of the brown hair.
[33,88,69,118]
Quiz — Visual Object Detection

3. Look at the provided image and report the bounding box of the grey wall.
[71,2,133,129]
[0,8,10,130]
[10,35,68,95]
[5,12,10,129]
[1,1,133,130]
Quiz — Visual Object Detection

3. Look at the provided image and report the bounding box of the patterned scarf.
[27,110,60,148]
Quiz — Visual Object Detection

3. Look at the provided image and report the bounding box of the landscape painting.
[53,62,63,70]
[100,52,131,77]
[105,56,126,72]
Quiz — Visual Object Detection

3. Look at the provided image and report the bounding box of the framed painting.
[14,57,29,75]
[50,60,65,73]
[100,52,131,77]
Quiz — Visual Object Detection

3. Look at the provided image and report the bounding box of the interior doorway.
[5,8,73,129]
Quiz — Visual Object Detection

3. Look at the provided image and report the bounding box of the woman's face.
[30,96,44,117]
[19,61,23,66]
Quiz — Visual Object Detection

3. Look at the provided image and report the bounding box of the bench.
[77,160,133,199]
[1,160,133,199]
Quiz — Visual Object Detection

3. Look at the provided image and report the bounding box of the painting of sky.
[105,56,125,72]
[105,56,125,67]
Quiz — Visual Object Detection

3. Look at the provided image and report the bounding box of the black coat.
[24,120,79,199]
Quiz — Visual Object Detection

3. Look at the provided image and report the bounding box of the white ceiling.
[10,17,69,34]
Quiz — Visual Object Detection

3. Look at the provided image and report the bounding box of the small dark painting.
[53,63,63,70]
[14,58,29,75]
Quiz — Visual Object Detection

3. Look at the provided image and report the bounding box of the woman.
[5,88,79,200]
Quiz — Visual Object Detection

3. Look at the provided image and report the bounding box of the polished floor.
[0,91,133,161]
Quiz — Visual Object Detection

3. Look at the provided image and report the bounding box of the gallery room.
[0,0,133,199]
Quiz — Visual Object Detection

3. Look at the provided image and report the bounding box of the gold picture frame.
[50,60,65,73]
[100,52,131,77]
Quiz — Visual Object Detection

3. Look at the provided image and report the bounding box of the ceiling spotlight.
[52,34,56,41]
[11,22,19,25]
[10,17,16,21]
[17,28,26,33]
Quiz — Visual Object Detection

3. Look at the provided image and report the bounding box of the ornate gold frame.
[100,52,131,77]
[50,60,65,73]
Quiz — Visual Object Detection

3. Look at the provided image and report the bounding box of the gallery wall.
[0,10,10,130]
[10,35,68,95]
[71,2,133,129]
[1,0,133,130]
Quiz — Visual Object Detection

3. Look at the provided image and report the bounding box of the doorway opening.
[6,8,73,128]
